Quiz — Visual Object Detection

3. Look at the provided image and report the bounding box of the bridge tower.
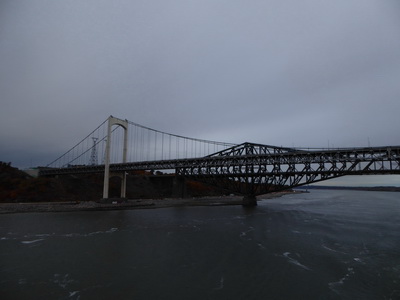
[103,116,129,199]
[89,137,98,166]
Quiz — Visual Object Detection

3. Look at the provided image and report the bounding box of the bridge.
[40,116,400,206]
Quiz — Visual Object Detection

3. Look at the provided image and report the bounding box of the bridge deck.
[40,145,400,175]
[40,144,400,196]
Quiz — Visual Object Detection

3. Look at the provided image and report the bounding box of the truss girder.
[40,143,400,195]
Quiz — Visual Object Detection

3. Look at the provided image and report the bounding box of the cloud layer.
[1,0,400,184]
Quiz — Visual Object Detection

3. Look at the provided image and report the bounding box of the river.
[1,190,399,299]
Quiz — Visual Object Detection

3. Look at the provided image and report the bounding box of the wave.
[21,239,44,244]
[282,252,311,271]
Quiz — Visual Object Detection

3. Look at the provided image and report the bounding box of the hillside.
[0,162,227,203]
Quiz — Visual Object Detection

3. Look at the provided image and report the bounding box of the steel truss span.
[40,143,400,196]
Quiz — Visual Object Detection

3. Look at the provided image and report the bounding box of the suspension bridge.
[40,116,400,206]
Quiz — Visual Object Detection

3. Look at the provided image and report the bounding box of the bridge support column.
[242,195,257,206]
[103,116,129,199]
[121,172,127,198]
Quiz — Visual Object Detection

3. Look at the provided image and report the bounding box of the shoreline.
[0,191,296,214]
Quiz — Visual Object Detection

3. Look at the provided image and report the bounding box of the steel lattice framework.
[40,142,400,196]
[176,143,400,195]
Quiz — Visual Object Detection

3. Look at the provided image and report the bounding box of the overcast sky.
[1,1,399,185]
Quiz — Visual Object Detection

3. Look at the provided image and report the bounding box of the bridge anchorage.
[40,116,400,206]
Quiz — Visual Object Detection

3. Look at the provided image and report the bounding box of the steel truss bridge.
[40,116,400,205]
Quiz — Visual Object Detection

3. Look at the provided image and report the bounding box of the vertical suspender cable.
[154,131,157,160]
[161,133,164,160]
[169,134,171,160]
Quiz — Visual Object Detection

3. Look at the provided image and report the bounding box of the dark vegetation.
[0,162,227,203]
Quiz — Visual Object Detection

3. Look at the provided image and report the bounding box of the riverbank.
[0,191,296,214]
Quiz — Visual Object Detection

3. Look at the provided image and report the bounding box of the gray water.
[1,190,400,299]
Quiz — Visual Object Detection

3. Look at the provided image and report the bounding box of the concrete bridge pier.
[120,172,127,198]
[172,176,188,198]
[242,195,257,206]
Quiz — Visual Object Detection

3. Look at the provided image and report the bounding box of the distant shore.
[0,191,295,214]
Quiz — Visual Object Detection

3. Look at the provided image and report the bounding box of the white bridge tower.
[103,116,128,199]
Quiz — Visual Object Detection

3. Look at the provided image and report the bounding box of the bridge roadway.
[40,143,400,198]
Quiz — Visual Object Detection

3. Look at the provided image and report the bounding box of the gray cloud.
[1,0,400,186]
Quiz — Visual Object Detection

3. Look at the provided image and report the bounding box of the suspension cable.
[46,118,109,167]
